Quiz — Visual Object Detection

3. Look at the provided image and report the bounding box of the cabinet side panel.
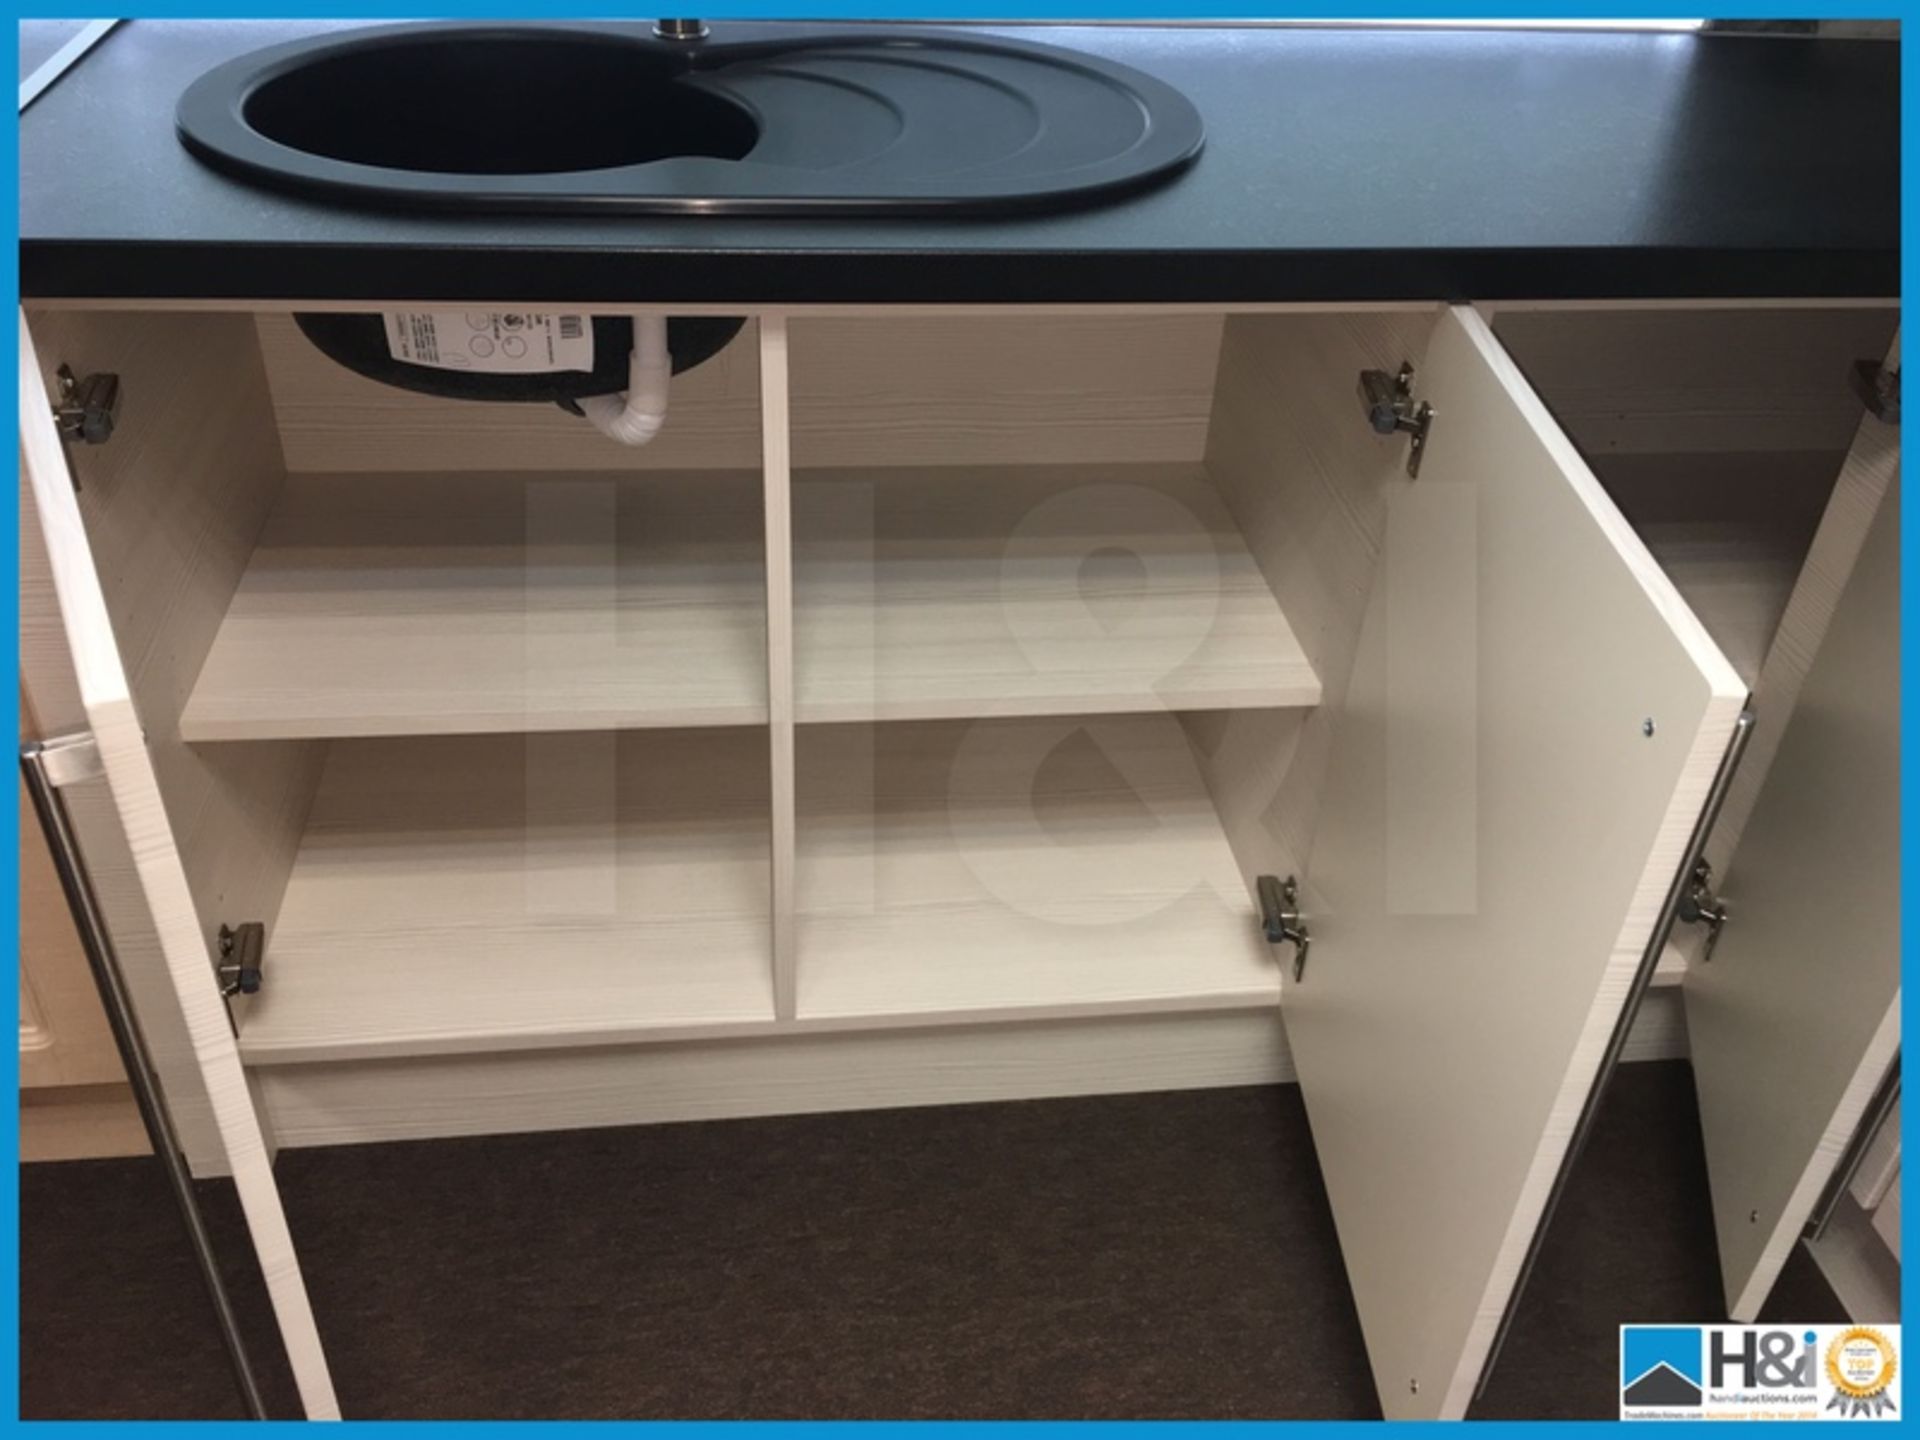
[1704,334,1901,880]
[19,459,222,1163]
[19,309,339,1415]
[23,309,328,1163]
[1190,308,1439,890]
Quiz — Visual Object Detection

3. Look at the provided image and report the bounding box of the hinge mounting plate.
[1850,359,1900,425]
[52,364,121,447]
[1675,858,1729,963]
[217,921,266,997]
[1257,873,1312,981]
[1357,361,1435,477]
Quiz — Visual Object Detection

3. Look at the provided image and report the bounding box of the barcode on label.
[408,313,441,364]
[559,316,584,340]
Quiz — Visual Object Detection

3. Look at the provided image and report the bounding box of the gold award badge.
[1825,1326,1898,1417]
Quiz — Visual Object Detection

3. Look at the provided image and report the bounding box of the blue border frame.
[3,2,1908,1428]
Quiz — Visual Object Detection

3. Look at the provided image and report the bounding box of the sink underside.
[175,22,1206,216]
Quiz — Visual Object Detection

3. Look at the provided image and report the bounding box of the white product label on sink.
[383,311,595,373]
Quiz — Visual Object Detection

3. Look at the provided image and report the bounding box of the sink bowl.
[175,21,1205,216]
[238,30,762,176]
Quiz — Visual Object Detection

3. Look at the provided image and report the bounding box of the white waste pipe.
[579,314,670,445]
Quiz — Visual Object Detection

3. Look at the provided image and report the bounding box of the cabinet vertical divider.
[759,315,799,1020]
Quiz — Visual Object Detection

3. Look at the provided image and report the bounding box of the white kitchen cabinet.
[1687,465,1900,1318]
[18,298,1898,1419]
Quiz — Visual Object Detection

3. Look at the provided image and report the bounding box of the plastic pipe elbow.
[579,315,670,445]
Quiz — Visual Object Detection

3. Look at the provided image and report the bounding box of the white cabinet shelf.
[182,469,770,741]
[794,713,1280,1025]
[240,713,1281,1063]
[793,463,1321,723]
[237,729,775,1064]
[184,461,1318,741]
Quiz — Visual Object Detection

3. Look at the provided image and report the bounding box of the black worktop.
[18,19,1899,303]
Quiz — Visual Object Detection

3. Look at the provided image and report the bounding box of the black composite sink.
[175,21,1206,216]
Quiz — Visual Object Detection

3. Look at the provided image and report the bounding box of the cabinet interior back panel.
[1636,523,1802,689]
[181,469,769,741]
[256,313,765,472]
[1595,449,1863,689]
[789,314,1224,468]
[260,313,1224,474]
[1491,307,1899,455]
[793,463,1321,723]
[795,714,1279,1025]
[239,729,775,1064]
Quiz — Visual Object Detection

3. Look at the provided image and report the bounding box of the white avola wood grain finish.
[759,317,799,1021]
[21,308,329,1173]
[1194,308,1441,891]
[180,469,769,741]
[257,1010,1294,1148]
[1687,476,1901,1321]
[1639,523,1804,689]
[1584,448,1849,694]
[257,311,765,472]
[788,313,1223,468]
[1649,941,1689,988]
[1701,335,1902,884]
[1284,307,1747,1420]
[18,310,340,1419]
[1490,306,1899,455]
[261,312,1221,474]
[235,711,1302,1064]
[792,463,1321,723]
[16,330,221,1145]
[795,715,1279,1025]
[246,990,1690,1151]
[237,730,775,1065]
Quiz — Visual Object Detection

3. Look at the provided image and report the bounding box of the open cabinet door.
[1686,470,1901,1321]
[1287,307,1748,1418]
[17,311,341,1418]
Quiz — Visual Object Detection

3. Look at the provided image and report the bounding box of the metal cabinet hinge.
[1850,359,1900,425]
[217,921,266,997]
[52,364,121,447]
[1358,361,1435,477]
[1257,873,1311,981]
[1675,858,1729,962]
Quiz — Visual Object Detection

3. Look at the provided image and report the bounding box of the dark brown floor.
[19,1059,1843,1420]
